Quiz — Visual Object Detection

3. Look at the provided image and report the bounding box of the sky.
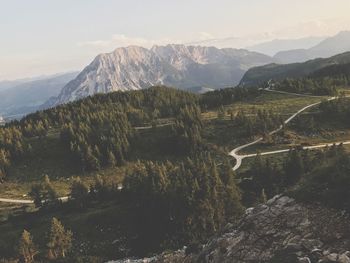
[1,0,350,80]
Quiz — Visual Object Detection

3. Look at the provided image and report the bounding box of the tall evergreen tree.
[18,230,38,263]
[29,175,58,208]
[47,218,73,260]
[284,149,304,186]
[70,177,89,208]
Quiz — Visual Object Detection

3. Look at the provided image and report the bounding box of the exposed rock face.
[51,45,273,106]
[194,195,350,263]
[111,195,350,263]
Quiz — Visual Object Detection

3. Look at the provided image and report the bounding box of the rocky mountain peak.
[48,45,274,107]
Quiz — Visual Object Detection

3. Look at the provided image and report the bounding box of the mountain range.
[49,45,273,106]
[246,36,326,56]
[50,32,350,107]
[3,31,350,114]
[274,31,350,63]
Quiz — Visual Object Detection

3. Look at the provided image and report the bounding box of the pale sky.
[1,0,350,80]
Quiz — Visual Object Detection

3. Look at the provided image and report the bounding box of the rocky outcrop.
[111,195,350,263]
[194,195,350,263]
[50,45,273,106]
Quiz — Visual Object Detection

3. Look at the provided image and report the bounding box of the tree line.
[272,77,339,96]
[0,86,201,179]
[319,96,350,126]
[231,109,283,138]
[200,86,260,110]
[0,127,27,182]
[0,85,269,180]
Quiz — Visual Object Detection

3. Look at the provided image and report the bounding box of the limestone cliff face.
[111,195,350,263]
[51,45,273,106]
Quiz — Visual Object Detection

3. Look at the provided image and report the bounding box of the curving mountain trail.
[239,141,350,159]
[229,90,346,171]
[0,198,33,204]
[0,196,69,204]
[262,87,327,98]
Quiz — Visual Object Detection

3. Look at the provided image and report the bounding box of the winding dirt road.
[0,196,69,204]
[0,198,33,204]
[229,90,347,171]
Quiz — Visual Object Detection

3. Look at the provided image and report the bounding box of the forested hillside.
[0,87,198,180]
[240,52,350,85]
[0,86,247,261]
[1,83,350,262]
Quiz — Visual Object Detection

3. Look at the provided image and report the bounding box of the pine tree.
[18,230,38,263]
[0,169,5,183]
[29,175,58,208]
[70,177,89,208]
[85,146,100,170]
[222,162,243,219]
[260,189,267,204]
[47,218,73,260]
[284,149,304,185]
[91,174,106,200]
[107,150,116,167]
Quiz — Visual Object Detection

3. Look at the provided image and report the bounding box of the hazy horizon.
[1,0,350,80]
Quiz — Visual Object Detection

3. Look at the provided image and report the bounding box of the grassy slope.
[202,92,323,149]
[202,91,350,177]
[240,97,350,155]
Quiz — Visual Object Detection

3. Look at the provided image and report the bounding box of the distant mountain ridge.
[49,44,274,106]
[0,72,77,117]
[247,36,326,56]
[274,31,350,63]
[0,80,26,92]
[240,51,350,85]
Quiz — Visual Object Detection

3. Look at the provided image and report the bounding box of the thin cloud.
[77,34,182,50]
[76,17,350,53]
[272,18,350,39]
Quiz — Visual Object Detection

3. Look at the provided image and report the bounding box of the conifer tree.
[29,175,58,208]
[260,189,267,204]
[70,177,89,208]
[284,149,304,185]
[47,218,73,260]
[18,230,38,263]
[107,150,116,167]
